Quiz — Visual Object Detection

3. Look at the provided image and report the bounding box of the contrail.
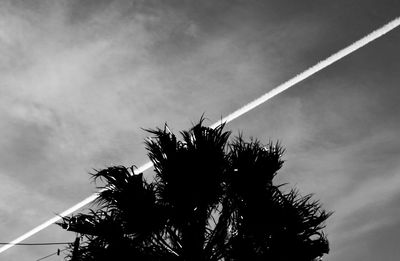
[0,193,100,254]
[210,17,400,128]
[1,17,399,255]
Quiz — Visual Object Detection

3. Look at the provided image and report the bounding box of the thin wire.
[1,16,399,255]
[35,248,67,261]
[0,193,100,254]
[0,242,72,246]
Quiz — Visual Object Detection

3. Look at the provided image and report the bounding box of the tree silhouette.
[58,119,331,261]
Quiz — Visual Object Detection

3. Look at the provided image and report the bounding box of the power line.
[0,242,72,246]
[36,248,67,261]
[0,193,100,254]
[1,16,399,255]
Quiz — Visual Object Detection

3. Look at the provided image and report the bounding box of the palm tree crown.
[59,119,331,261]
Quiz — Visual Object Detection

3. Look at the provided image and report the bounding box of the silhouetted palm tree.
[59,119,331,261]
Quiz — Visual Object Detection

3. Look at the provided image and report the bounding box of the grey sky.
[0,0,399,260]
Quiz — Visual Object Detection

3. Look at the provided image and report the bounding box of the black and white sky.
[0,0,400,260]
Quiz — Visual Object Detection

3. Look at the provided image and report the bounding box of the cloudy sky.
[0,0,399,260]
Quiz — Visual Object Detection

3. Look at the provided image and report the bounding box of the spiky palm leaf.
[59,119,331,261]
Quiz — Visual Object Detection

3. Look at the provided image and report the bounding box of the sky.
[0,0,399,260]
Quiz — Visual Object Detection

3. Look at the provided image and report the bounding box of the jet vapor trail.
[1,16,399,255]
[209,17,400,128]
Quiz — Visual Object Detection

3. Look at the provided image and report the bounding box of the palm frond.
[58,117,331,261]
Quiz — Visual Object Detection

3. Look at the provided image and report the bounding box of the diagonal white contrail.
[209,17,400,128]
[1,16,399,255]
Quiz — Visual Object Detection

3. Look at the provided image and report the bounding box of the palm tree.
[59,119,331,260]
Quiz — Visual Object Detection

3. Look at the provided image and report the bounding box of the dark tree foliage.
[58,120,331,261]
